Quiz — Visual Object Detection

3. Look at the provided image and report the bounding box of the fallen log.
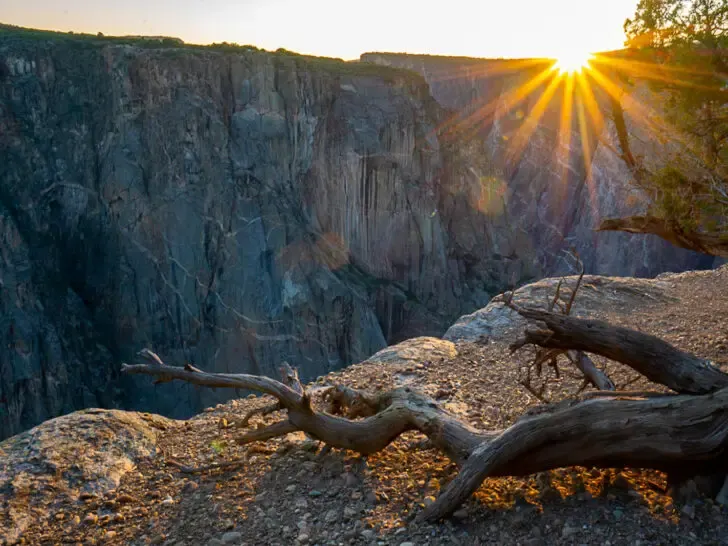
[507,303,728,395]
[123,350,728,521]
[423,387,728,519]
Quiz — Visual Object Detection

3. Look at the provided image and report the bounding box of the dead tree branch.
[513,251,615,396]
[124,344,728,521]
[506,304,728,395]
[598,215,728,257]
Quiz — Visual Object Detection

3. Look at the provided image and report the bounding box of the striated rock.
[361,53,718,279]
[0,408,174,544]
[0,33,717,440]
[0,38,507,439]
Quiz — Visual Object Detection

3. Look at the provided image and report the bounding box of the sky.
[2,0,639,60]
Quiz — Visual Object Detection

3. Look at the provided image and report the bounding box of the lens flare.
[553,51,593,74]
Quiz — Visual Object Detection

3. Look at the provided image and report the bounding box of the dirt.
[4,266,728,546]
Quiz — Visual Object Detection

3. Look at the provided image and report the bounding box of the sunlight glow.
[553,51,594,74]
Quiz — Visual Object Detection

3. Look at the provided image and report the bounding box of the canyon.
[0,30,716,439]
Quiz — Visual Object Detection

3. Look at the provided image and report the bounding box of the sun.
[553,51,594,74]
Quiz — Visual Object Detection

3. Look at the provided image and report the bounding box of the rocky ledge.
[0,409,175,544]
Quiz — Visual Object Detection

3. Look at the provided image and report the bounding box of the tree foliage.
[606,1,728,250]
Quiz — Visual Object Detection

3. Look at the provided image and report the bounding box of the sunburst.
[553,50,593,74]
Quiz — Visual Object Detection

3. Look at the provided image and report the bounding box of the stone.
[221,531,243,544]
[452,508,468,520]
[324,509,339,524]
[681,504,696,519]
[0,409,171,543]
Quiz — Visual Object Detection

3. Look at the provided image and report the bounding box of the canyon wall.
[0,33,713,439]
[362,53,716,276]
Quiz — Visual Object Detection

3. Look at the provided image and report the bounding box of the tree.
[598,0,728,256]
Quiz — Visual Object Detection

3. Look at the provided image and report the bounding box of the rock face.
[0,408,173,543]
[361,53,718,276]
[0,36,523,439]
[0,33,716,440]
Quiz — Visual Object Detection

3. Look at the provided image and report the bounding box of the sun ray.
[438,63,556,142]
[553,72,576,218]
[575,81,601,223]
[505,72,563,164]
[575,71,605,138]
[575,78,594,176]
[558,72,575,169]
[588,64,709,171]
[592,55,720,92]
[426,58,551,85]
[441,62,549,137]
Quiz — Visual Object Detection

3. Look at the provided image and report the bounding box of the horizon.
[2,0,638,61]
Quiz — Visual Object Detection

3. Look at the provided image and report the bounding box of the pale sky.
[2,0,638,60]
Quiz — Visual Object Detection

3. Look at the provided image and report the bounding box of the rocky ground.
[2,266,728,546]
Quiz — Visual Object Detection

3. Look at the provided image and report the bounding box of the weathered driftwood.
[568,350,615,391]
[508,303,728,395]
[513,256,616,398]
[123,340,728,521]
[422,388,728,520]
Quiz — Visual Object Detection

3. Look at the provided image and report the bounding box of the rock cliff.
[0,30,716,439]
[0,32,526,439]
[361,53,717,275]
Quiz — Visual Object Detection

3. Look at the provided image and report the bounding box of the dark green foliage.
[621,0,727,237]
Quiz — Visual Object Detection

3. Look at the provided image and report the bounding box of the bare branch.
[568,351,616,391]
[236,421,298,445]
[508,305,728,394]
[235,402,281,428]
[599,215,728,257]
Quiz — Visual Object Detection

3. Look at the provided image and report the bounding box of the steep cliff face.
[0,35,530,439]
[0,34,715,440]
[361,53,717,276]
